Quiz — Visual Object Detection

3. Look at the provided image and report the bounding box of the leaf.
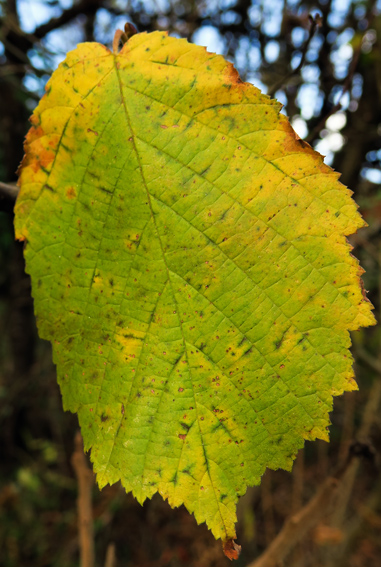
[15,30,375,550]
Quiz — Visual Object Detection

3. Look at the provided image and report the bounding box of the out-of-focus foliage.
[1,1,381,567]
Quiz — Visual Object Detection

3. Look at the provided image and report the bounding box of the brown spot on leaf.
[66,186,76,199]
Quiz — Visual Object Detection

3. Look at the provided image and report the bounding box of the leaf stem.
[112,22,138,54]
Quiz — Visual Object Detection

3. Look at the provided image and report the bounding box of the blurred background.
[0,1,380,566]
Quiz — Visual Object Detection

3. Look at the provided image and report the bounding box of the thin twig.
[355,347,381,375]
[71,432,95,567]
[317,439,329,479]
[104,543,116,567]
[261,471,276,545]
[292,449,304,514]
[305,44,361,143]
[0,181,19,201]
[268,13,322,98]
[290,449,305,565]
[306,5,376,143]
[338,391,356,466]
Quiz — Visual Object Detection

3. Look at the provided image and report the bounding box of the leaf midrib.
[113,57,230,538]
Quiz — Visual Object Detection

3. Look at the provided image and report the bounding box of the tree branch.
[1,0,102,64]
[247,475,339,567]
[34,0,102,41]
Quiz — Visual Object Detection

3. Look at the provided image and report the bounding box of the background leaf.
[15,31,375,545]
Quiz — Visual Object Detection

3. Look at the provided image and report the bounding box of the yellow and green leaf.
[15,31,375,552]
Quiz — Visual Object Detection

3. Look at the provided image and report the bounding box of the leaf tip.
[222,538,241,561]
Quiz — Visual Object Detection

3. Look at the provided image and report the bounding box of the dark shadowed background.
[0,1,380,566]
